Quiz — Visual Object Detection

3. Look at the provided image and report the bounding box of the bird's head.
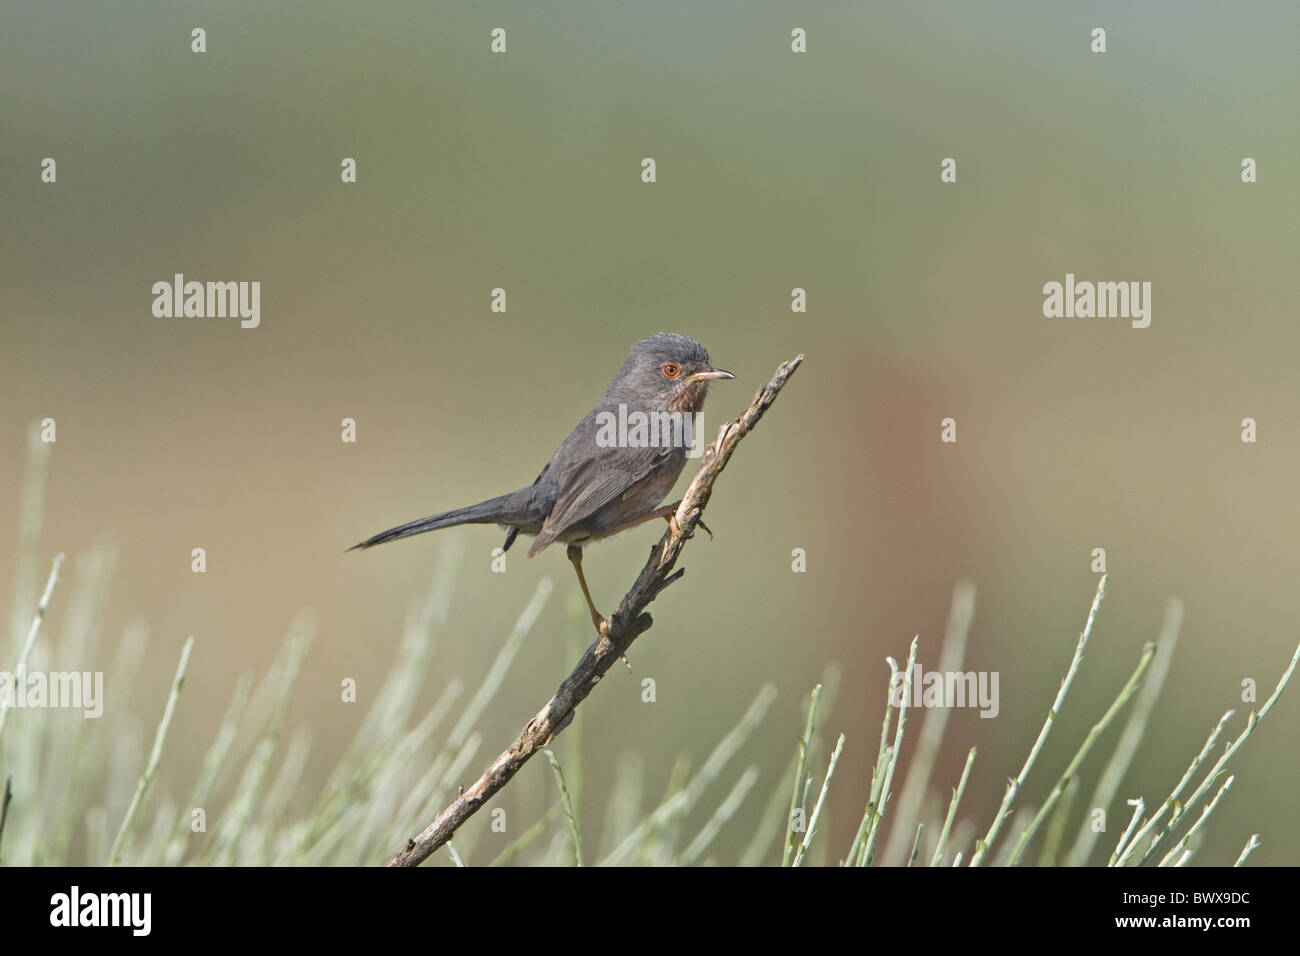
[607,332,733,413]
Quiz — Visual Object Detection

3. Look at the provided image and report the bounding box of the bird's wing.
[528,443,672,556]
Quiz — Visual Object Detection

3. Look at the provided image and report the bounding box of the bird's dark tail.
[348,492,523,551]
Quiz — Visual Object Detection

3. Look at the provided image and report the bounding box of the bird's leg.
[599,502,713,540]
[567,544,610,638]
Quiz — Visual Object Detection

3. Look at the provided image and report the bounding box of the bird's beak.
[685,368,734,382]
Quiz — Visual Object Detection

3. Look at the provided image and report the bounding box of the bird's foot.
[666,513,712,539]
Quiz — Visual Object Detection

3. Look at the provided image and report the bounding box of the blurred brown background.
[2,0,1298,864]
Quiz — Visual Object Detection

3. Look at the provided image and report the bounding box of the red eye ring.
[660,362,681,379]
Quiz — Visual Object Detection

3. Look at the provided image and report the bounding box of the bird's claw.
[667,514,712,540]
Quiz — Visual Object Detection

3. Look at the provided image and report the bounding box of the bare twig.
[847,656,901,864]
[1134,638,1300,866]
[1113,709,1234,867]
[385,354,804,867]
[0,553,64,746]
[860,637,919,866]
[970,574,1107,866]
[907,824,925,866]
[930,747,977,867]
[1109,799,1145,867]
[0,775,12,862]
[793,733,846,867]
[1234,834,1260,867]
[881,579,975,865]
[1157,775,1233,867]
[107,636,195,865]
[1066,597,1182,866]
[783,683,824,866]
[1006,641,1156,866]
[544,749,584,867]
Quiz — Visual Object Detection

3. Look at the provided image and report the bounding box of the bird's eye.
[660,362,681,379]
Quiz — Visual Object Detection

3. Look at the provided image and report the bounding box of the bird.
[350,333,734,636]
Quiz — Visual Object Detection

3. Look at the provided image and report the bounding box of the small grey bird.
[350,333,733,634]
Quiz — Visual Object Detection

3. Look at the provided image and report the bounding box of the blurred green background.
[2,0,1298,864]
